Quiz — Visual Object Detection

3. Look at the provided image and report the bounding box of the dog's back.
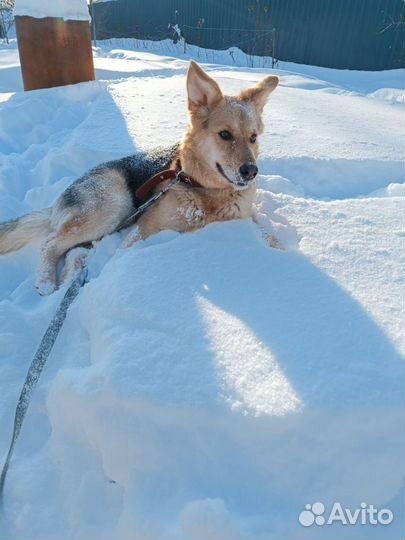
[106,143,180,206]
[0,144,179,255]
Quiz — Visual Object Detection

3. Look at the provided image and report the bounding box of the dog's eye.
[219,130,233,141]
[250,134,257,143]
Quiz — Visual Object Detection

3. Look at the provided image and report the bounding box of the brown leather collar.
[135,169,202,201]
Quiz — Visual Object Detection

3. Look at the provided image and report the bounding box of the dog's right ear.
[187,61,223,115]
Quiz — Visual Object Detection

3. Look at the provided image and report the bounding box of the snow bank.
[96,38,405,94]
[0,39,404,540]
[14,0,90,22]
[2,222,403,540]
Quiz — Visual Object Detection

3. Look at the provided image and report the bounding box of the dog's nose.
[239,163,258,181]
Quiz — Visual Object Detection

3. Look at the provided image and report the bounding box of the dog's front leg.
[121,223,144,249]
[120,208,165,248]
[122,189,204,249]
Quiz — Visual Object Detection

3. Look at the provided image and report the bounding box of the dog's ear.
[187,61,223,114]
[240,75,279,113]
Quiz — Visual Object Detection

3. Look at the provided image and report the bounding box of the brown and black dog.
[0,61,278,294]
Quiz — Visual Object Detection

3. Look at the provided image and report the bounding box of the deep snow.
[0,39,404,540]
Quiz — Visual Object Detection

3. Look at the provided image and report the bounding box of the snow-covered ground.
[0,39,404,540]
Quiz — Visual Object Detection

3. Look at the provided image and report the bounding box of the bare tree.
[379,0,405,66]
[0,0,15,43]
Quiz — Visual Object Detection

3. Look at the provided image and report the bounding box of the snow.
[0,38,404,540]
[14,0,90,22]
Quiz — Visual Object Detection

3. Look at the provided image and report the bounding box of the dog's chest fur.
[172,184,255,228]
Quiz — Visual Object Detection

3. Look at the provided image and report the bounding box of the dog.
[0,61,278,295]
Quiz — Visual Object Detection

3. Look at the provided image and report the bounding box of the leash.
[0,267,88,503]
[118,169,201,231]
[118,176,180,231]
[0,167,199,502]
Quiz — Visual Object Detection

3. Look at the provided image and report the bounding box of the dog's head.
[183,61,278,190]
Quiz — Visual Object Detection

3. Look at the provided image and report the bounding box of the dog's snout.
[239,163,258,181]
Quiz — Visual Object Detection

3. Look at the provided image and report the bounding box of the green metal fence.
[92,0,405,70]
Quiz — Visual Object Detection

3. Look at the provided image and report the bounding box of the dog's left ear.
[187,61,223,114]
[240,75,279,113]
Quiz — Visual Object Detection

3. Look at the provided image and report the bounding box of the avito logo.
[298,502,394,527]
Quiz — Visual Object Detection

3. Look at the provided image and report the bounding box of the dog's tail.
[0,208,52,254]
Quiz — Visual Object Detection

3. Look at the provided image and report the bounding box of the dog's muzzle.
[216,162,257,188]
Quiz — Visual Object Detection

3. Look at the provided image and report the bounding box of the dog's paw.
[260,229,282,249]
[253,197,300,250]
[35,275,57,296]
[61,247,90,285]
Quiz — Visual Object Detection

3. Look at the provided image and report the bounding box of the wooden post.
[15,14,95,91]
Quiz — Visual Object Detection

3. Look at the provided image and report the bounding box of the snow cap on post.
[14,0,91,22]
